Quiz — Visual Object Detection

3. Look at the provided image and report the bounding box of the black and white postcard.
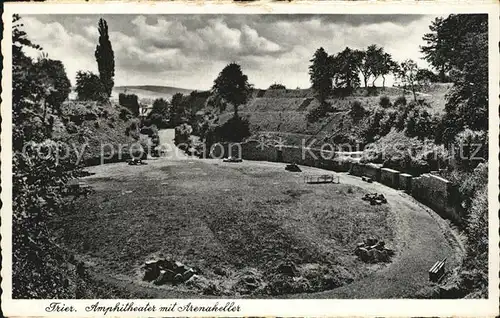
[1,1,499,316]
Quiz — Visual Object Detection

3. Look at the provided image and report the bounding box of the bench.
[362,176,373,183]
[429,258,447,282]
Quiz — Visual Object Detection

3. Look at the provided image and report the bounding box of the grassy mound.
[53,101,140,163]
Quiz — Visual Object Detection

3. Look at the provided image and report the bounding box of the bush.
[349,100,365,120]
[118,93,139,116]
[404,107,438,140]
[361,129,450,175]
[379,95,391,108]
[217,116,251,142]
[394,96,407,108]
[119,108,133,121]
[75,71,107,102]
[174,123,193,147]
[307,105,327,122]
[453,129,488,171]
[268,83,286,90]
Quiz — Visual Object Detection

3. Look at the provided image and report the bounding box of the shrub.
[119,108,133,121]
[349,100,365,120]
[174,123,193,147]
[269,83,286,90]
[307,105,327,122]
[361,129,450,175]
[75,71,107,102]
[118,93,139,116]
[379,95,391,108]
[404,107,438,140]
[218,116,251,142]
[394,96,407,108]
[453,129,488,171]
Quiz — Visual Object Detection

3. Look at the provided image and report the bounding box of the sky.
[20,14,441,90]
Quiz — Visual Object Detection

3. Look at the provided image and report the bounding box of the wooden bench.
[362,176,373,183]
[429,258,447,282]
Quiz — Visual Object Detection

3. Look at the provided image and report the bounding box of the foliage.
[404,107,438,140]
[12,15,87,298]
[420,14,487,82]
[94,18,115,97]
[145,98,169,128]
[75,71,107,101]
[379,96,391,108]
[396,59,419,102]
[212,63,252,118]
[332,47,361,95]
[118,93,139,116]
[415,68,440,84]
[269,83,286,90]
[453,129,488,171]
[34,58,72,115]
[174,123,193,147]
[354,49,371,88]
[394,95,407,108]
[441,32,488,138]
[206,116,251,143]
[349,100,365,120]
[169,93,186,127]
[309,47,334,103]
[364,44,390,87]
[361,129,450,175]
[307,104,328,122]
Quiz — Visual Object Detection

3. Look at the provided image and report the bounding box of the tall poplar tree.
[95,18,115,97]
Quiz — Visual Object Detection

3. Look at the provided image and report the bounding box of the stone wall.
[381,168,400,189]
[399,173,413,193]
[206,140,460,224]
[411,174,461,224]
[364,163,382,180]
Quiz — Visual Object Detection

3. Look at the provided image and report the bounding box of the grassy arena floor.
[50,159,395,296]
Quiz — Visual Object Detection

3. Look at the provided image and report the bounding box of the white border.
[1,2,499,317]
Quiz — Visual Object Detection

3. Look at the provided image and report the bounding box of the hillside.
[52,100,141,164]
[112,85,194,102]
[205,84,452,147]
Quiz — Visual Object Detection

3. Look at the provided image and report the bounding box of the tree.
[397,59,419,102]
[405,107,437,140]
[269,83,286,90]
[420,14,487,82]
[118,93,139,116]
[309,47,334,104]
[365,44,385,87]
[34,58,72,115]
[431,15,488,142]
[169,93,185,127]
[12,15,86,299]
[332,47,361,94]
[415,68,440,84]
[95,18,115,97]
[152,98,169,115]
[378,52,398,88]
[212,62,252,118]
[354,49,371,88]
[75,71,107,101]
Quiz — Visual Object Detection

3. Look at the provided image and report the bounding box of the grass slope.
[210,85,452,147]
[53,101,139,162]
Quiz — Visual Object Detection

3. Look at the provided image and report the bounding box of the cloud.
[18,14,439,89]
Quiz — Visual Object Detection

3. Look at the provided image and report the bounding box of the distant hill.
[112,85,195,103]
